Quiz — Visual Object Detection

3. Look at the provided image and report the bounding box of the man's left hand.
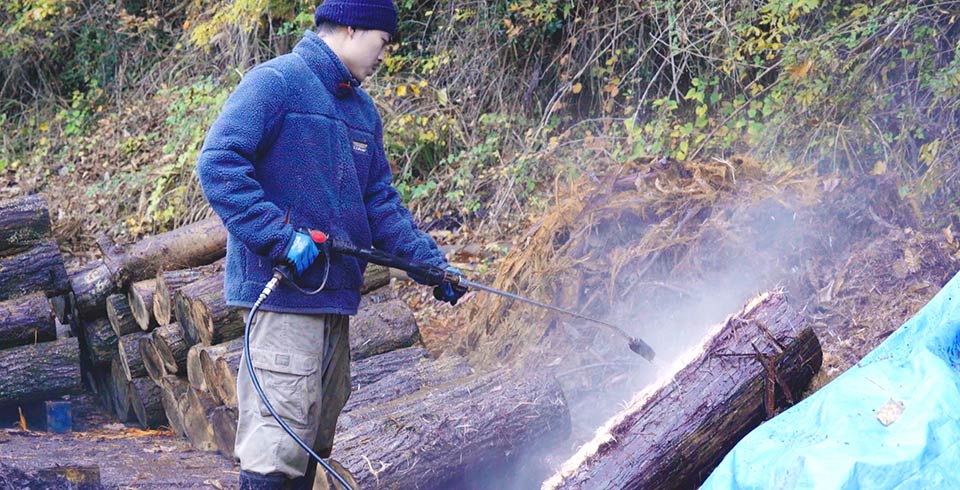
[433,265,467,306]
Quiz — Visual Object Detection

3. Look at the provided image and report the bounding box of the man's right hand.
[285,231,319,275]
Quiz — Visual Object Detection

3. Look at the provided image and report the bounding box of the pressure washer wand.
[307,231,656,361]
[456,277,655,361]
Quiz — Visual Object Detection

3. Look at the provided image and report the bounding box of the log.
[118,332,150,381]
[106,293,139,337]
[110,357,132,422]
[544,292,823,490]
[69,260,116,318]
[152,322,188,375]
[174,271,243,347]
[185,343,207,391]
[360,264,390,294]
[0,240,69,301]
[209,405,238,460]
[139,334,166,383]
[200,338,242,405]
[49,293,70,326]
[0,194,52,257]
[80,316,118,367]
[335,368,571,489]
[0,292,56,349]
[214,344,243,409]
[349,345,429,390]
[99,216,227,285]
[0,337,82,406]
[187,341,238,395]
[160,375,191,437]
[182,386,218,451]
[344,353,473,415]
[154,261,223,326]
[349,299,420,361]
[128,376,165,429]
[126,279,157,331]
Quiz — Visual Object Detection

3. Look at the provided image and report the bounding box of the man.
[195,1,465,488]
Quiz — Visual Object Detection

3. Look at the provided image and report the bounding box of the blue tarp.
[702,271,960,489]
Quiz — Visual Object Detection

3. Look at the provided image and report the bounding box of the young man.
[195,1,464,488]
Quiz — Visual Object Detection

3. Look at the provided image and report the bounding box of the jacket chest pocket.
[347,128,373,191]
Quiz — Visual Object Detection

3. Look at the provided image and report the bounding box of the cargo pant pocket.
[250,349,319,427]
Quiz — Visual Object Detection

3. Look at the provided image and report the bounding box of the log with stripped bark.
[0,337,83,405]
[0,292,56,349]
[544,291,823,490]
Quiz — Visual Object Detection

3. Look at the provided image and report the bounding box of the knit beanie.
[314,0,398,38]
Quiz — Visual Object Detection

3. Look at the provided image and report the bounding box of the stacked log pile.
[0,195,81,408]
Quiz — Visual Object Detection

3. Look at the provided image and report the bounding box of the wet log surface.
[335,368,571,489]
[152,323,188,375]
[545,292,823,490]
[0,240,69,301]
[349,298,420,361]
[0,194,52,257]
[0,292,56,349]
[0,337,82,406]
[98,216,227,286]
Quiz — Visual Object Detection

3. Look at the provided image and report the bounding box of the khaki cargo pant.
[234,309,351,478]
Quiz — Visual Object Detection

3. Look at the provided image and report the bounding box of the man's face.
[341,28,390,82]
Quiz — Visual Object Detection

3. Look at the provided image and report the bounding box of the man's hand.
[433,265,467,306]
[285,231,319,275]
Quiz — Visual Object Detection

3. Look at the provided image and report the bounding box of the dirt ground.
[0,394,239,489]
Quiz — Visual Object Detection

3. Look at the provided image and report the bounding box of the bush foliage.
[1,0,958,246]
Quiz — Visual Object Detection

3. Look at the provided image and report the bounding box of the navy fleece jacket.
[196,30,446,315]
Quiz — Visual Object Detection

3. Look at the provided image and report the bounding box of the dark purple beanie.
[314,0,398,37]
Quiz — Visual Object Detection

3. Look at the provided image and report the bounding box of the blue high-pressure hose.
[243,255,355,490]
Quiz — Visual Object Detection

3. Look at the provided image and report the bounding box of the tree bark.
[182,386,218,452]
[0,337,82,406]
[69,260,116,319]
[99,216,227,286]
[0,240,69,301]
[335,368,570,489]
[0,292,56,349]
[129,376,165,429]
[0,194,52,257]
[106,293,139,337]
[349,345,429,390]
[118,332,150,381]
[544,292,823,490]
[80,315,118,367]
[360,264,390,294]
[343,353,473,415]
[210,405,238,460]
[349,299,420,361]
[152,322,188,375]
[126,279,157,331]
[154,261,223,326]
[160,375,190,438]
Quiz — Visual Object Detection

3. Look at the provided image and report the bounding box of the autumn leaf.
[571,83,582,94]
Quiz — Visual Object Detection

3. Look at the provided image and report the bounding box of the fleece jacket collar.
[293,30,360,96]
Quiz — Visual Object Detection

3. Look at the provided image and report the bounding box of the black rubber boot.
[286,459,317,490]
[239,470,287,490]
